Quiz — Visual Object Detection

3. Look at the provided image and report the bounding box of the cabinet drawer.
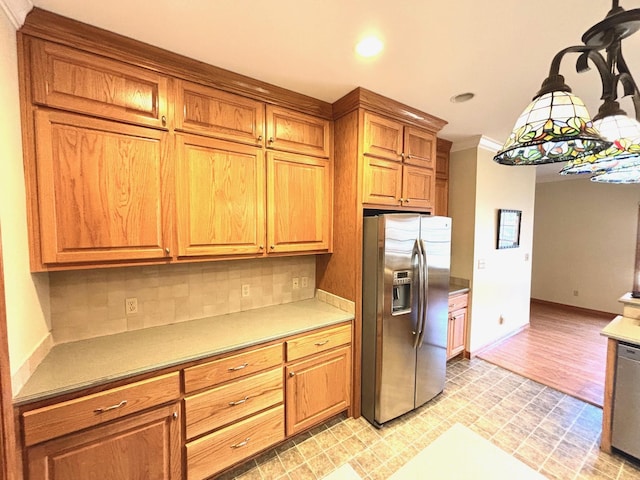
[30,38,168,129]
[183,343,283,394]
[22,372,180,447]
[449,293,468,312]
[184,367,283,440]
[286,324,351,362]
[186,405,284,480]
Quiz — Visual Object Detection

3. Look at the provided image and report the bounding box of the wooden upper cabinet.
[29,38,168,129]
[266,151,331,253]
[175,80,265,146]
[34,110,171,265]
[404,126,436,169]
[362,111,437,211]
[402,165,435,210]
[363,112,403,161]
[175,134,265,257]
[266,106,331,158]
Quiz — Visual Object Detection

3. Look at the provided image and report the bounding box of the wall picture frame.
[497,209,521,249]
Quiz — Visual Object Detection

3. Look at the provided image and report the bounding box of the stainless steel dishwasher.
[612,342,640,460]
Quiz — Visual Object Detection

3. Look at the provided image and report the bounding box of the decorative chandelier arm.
[615,49,640,119]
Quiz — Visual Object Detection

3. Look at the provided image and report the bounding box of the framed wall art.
[497,209,521,249]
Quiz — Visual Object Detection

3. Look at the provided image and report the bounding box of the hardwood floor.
[477,300,614,407]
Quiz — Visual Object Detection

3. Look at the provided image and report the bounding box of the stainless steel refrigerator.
[361,213,451,427]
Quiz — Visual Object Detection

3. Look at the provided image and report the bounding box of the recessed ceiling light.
[356,36,384,58]
[450,92,475,103]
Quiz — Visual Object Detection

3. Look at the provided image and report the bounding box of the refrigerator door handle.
[416,240,429,348]
[413,239,425,349]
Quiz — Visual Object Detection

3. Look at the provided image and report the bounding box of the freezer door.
[415,216,451,407]
[372,214,422,424]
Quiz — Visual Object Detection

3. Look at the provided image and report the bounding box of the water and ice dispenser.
[392,270,412,314]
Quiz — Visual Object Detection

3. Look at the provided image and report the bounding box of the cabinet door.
[30,38,168,129]
[175,80,265,146]
[362,157,402,206]
[447,308,467,359]
[435,176,448,216]
[285,346,351,436]
[363,112,403,161]
[175,134,265,257]
[34,110,171,265]
[404,126,436,169]
[27,403,181,480]
[401,165,435,210]
[265,106,331,158]
[266,151,331,253]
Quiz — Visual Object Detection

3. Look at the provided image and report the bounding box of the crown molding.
[0,0,32,29]
[451,135,502,154]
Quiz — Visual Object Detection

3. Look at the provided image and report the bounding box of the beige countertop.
[15,298,353,406]
[449,282,470,296]
[601,315,640,345]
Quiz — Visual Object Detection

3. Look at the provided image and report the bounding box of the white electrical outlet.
[292,278,299,289]
[125,297,138,315]
[573,290,579,297]
[242,284,250,297]
[301,276,308,288]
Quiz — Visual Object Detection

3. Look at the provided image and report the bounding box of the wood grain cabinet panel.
[363,111,403,161]
[447,293,468,360]
[30,38,168,129]
[402,165,435,210]
[183,343,283,394]
[435,138,451,216]
[175,80,265,145]
[34,110,172,265]
[266,151,332,253]
[175,134,265,257]
[186,405,284,480]
[26,403,181,480]
[22,372,180,447]
[286,324,351,362]
[285,346,351,436]
[184,367,283,440]
[362,111,437,211]
[266,105,330,158]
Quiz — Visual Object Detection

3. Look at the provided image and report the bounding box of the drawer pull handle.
[228,363,249,371]
[229,396,250,406]
[94,400,127,414]
[314,340,329,346]
[231,438,250,449]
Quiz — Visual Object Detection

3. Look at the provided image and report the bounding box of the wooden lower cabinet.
[447,292,468,359]
[26,402,181,480]
[285,346,351,436]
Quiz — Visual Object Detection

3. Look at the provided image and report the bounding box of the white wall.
[0,8,51,389]
[532,178,640,314]
[450,142,536,354]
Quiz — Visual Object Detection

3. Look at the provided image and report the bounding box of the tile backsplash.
[49,256,316,343]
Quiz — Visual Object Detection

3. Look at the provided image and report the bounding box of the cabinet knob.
[289,372,295,377]
[165,248,170,255]
[407,154,412,160]
[399,198,404,204]
[268,137,275,144]
[400,153,405,159]
[259,245,264,250]
[257,135,263,143]
[172,412,178,420]
[405,199,410,203]
[161,115,167,126]
[270,245,275,250]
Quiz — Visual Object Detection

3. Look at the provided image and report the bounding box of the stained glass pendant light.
[560,100,640,176]
[493,76,609,165]
[494,0,640,172]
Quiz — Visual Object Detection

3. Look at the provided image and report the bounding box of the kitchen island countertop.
[601,315,640,345]
[14,298,353,406]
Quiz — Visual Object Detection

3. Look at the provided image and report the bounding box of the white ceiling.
[25,0,640,182]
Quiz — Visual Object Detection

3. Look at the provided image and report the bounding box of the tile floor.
[218,358,640,480]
